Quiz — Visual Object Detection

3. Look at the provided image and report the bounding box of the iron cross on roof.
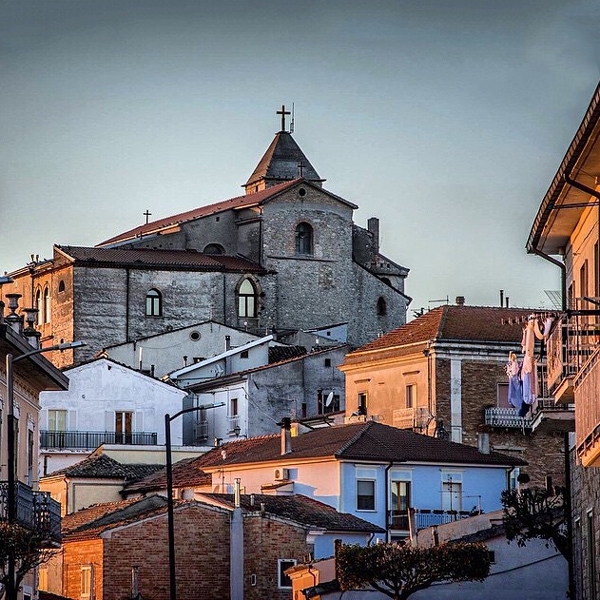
[277,104,291,132]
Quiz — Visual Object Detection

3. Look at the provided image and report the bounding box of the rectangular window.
[278,559,296,589]
[357,479,375,511]
[115,411,133,444]
[441,473,463,512]
[48,409,67,432]
[497,383,510,408]
[81,565,92,599]
[405,384,416,409]
[488,551,496,564]
[390,480,411,528]
[27,428,34,486]
[230,397,238,417]
[240,350,249,359]
[581,260,589,304]
[357,393,367,416]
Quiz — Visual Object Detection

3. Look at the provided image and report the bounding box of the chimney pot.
[455,296,465,306]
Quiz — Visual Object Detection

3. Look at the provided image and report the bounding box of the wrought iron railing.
[0,482,61,542]
[40,430,158,449]
[484,407,532,428]
[388,508,478,531]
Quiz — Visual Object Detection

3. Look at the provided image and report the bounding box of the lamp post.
[164,402,224,600]
[5,340,85,600]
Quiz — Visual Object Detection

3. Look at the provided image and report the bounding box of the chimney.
[367,217,380,255]
[455,296,465,306]
[280,417,292,455]
[477,433,490,454]
[499,289,504,307]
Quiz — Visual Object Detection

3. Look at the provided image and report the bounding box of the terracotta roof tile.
[97,180,301,246]
[122,457,211,494]
[48,454,164,480]
[194,421,526,469]
[57,245,266,273]
[347,305,535,355]
[199,493,385,533]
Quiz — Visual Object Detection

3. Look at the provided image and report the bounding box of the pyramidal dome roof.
[244,131,324,193]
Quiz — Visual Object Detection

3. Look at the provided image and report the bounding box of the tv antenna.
[290,102,295,133]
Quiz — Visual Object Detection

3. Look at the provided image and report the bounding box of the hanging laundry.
[506,352,523,411]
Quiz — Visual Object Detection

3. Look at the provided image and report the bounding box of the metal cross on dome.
[277,104,291,132]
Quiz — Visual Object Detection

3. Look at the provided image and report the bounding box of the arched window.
[295,222,313,255]
[203,243,225,255]
[43,286,51,323]
[58,280,66,293]
[146,289,162,316]
[238,279,257,318]
[35,289,42,324]
[377,297,387,316]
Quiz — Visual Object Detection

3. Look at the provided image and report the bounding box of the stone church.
[4,109,410,366]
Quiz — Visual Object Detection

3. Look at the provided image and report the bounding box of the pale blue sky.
[1,0,599,315]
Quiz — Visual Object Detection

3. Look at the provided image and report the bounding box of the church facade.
[4,111,410,366]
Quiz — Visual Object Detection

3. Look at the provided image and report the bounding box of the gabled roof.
[55,245,266,274]
[46,453,163,481]
[194,421,526,469]
[198,493,385,533]
[244,131,324,188]
[122,456,211,494]
[62,492,383,542]
[344,305,533,358]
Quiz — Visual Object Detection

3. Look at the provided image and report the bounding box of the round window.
[189,331,201,342]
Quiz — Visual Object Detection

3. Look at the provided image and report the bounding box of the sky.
[1,0,600,318]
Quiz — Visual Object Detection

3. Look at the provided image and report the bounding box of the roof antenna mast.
[290,102,295,134]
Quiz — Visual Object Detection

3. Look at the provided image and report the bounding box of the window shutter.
[68,410,77,430]
[135,411,144,432]
[105,411,114,432]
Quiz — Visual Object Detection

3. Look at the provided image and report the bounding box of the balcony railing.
[40,430,158,449]
[484,407,532,429]
[0,482,61,543]
[546,310,600,398]
[388,508,478,531]
[393,407,432,431]
[574,346,600,465]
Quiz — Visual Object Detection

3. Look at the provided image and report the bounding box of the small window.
[497,383,510,409]
[405,384,416,409]
[357,479,375,510]
[146,289,162,316]
[278,559,297,589]
[58,280,66,293]
[35,289,42,324]
[238,279,257,318]
[357,393,367,416]
[230,397,238,417]
[240,350,249,359]
[81,565,92,599]
[488,550,496,564]
[43,286,51,323]
[377,297,387,316]
[324,358,331,367]
[295,222,313,255]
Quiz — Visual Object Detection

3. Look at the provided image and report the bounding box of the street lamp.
[164,403,224,600]
[5,339,85,600]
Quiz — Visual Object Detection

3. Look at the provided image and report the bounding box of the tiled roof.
[56,245,266,273]
[268,345,307,363]
[199,493,385,533]
[346,305,534,356]
[194,421,526,469]
[245,132,324,187]
[48,454,164,481]
[122,456,211,494]
[62,495,171,540]
[97,180,301,246]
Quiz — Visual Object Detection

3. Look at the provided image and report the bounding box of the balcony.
[0,482,61,544]
[530,399,575,433]
[546,313,600,403]
[574,346,600,466]
[484,407,532,429]
[40,430,158,449]
[393,407,432,432]
[388,508,478,531]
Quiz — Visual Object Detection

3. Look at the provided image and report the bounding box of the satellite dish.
[325,391,334,407]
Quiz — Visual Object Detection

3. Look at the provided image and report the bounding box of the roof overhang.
[528,82,600,255]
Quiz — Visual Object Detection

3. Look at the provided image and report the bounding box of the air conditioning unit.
[274,468,289,480]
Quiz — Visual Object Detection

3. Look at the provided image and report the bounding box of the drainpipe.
[531,248,566,311]
[384,461,393,542]
[125,267,131,341]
